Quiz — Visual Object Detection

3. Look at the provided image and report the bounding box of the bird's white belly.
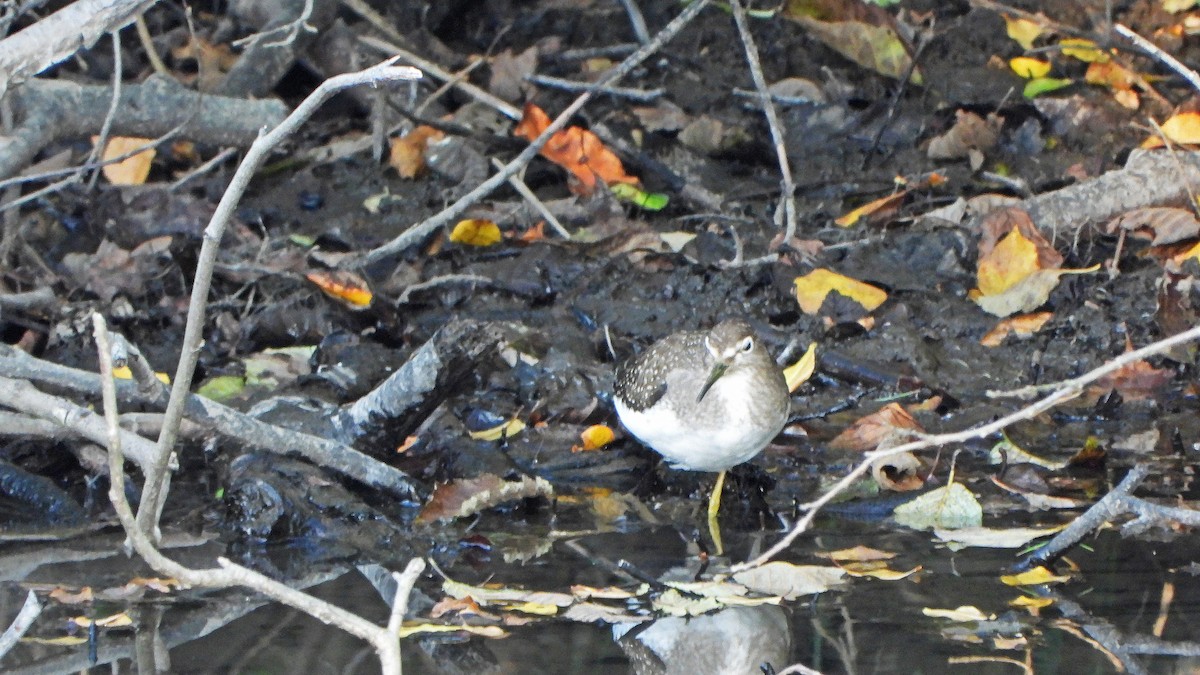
[614,370,785,472]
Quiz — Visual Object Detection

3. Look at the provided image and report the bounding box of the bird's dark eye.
[740,337,754,352]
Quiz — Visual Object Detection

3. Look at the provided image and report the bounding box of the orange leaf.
[573,424,615,452]
[389,125,443,178]
[305,270,373,308]
[835,190,906,227]
[980,312,1053,346]
[95,136,156,185]
[513,103,638,194]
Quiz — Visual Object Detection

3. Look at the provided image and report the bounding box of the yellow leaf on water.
[1000,566,1071,586]
[450,219,503,247]
[468,418,526,441]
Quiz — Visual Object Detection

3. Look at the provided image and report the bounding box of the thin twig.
[360,0,714,265]
[735,323,1200,571]
[1115,23,1200,95]
[490,157,571,238]
[86,29,122,191]
[387,558,426,636]
[138,60,422,540]
[526,73,664,102]
[729,0,797,240]
[616,0,652,44]
[0,590,41,659]
[134,13,169,76]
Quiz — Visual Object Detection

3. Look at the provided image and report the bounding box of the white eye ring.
[739,337,754,353]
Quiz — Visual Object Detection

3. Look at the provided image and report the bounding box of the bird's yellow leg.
[707,470,726,556]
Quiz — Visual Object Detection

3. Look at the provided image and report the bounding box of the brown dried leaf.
[1106,207,1200,247]
[489,46,539,102]
[418,474,553,523]
[828,403,924,452]
[927,111,1002,161]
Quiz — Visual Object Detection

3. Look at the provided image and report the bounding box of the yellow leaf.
[305,270,373,308]
[842,563,922,580]
[793,269,888,315]
[73,612,133,628]
[1059,38,1109,63]
[576,424,614,451]
[834,191,905,227]
[1010,595,1055,609]
[1000,566,1071,586]
[1004,16,1044,50]
[450,219,503,247]
[95,136,155,185]
[500,601,559,616]
[782,342,818,392]
[1151,112,1200,146]
[923,605,995,621]
[1009,57,1051,79]
[468,418,526,441]
[1172,239,1200,265]
[397,622,507,638]
[112,366,133,379]
[980,311,1053,346]
[1164,0,1199,11]
[977,228,1040,295]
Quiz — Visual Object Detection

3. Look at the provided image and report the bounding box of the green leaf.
[611,183,669,211]
[195,375,246,401]
[1023,77,1073,98]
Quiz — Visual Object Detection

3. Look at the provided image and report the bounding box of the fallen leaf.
[467,417,527,441]
[980,311,1053,346]
[841,561,922,580]
[1024,77,1073,98]
[95,136,156,185]
[573,424,615,452]
[927,110,1002,162]
[923,605,995,622]
[1106,207,1200,246]
[49,586,94,604]
[489,46,539,102]
[418,474,553,523]
[305,270,373,308]
[1004,15,1044,50]
[829,403,923,452]
[783,342,818,392]
[450,219,503,247]
[782,0,922,83]
[732,562,847,599]
[1000,566,1071,586]
[793,268,888,315]
[389,125,444,178]
[1009,57,1051,79]
[1143,111,1200,147]
[1059,38,1108,63]
[893,483,983,531]
[835,190,906,227]
[513,103,638,194]
[818,545,897,562]
[934,525,1061,550]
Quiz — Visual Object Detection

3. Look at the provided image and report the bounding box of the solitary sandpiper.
[613,319,790,553]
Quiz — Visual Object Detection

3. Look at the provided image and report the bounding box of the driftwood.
[0,76,288,179]
[0,0,157,97]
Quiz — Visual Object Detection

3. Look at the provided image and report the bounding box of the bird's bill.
[696,361,729,403]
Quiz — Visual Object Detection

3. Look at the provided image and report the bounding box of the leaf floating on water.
[893,483,982,531]
[1000,566,1071,586]
[923,605,995,622]
[417,473,551,523]
[732,562,846,599]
